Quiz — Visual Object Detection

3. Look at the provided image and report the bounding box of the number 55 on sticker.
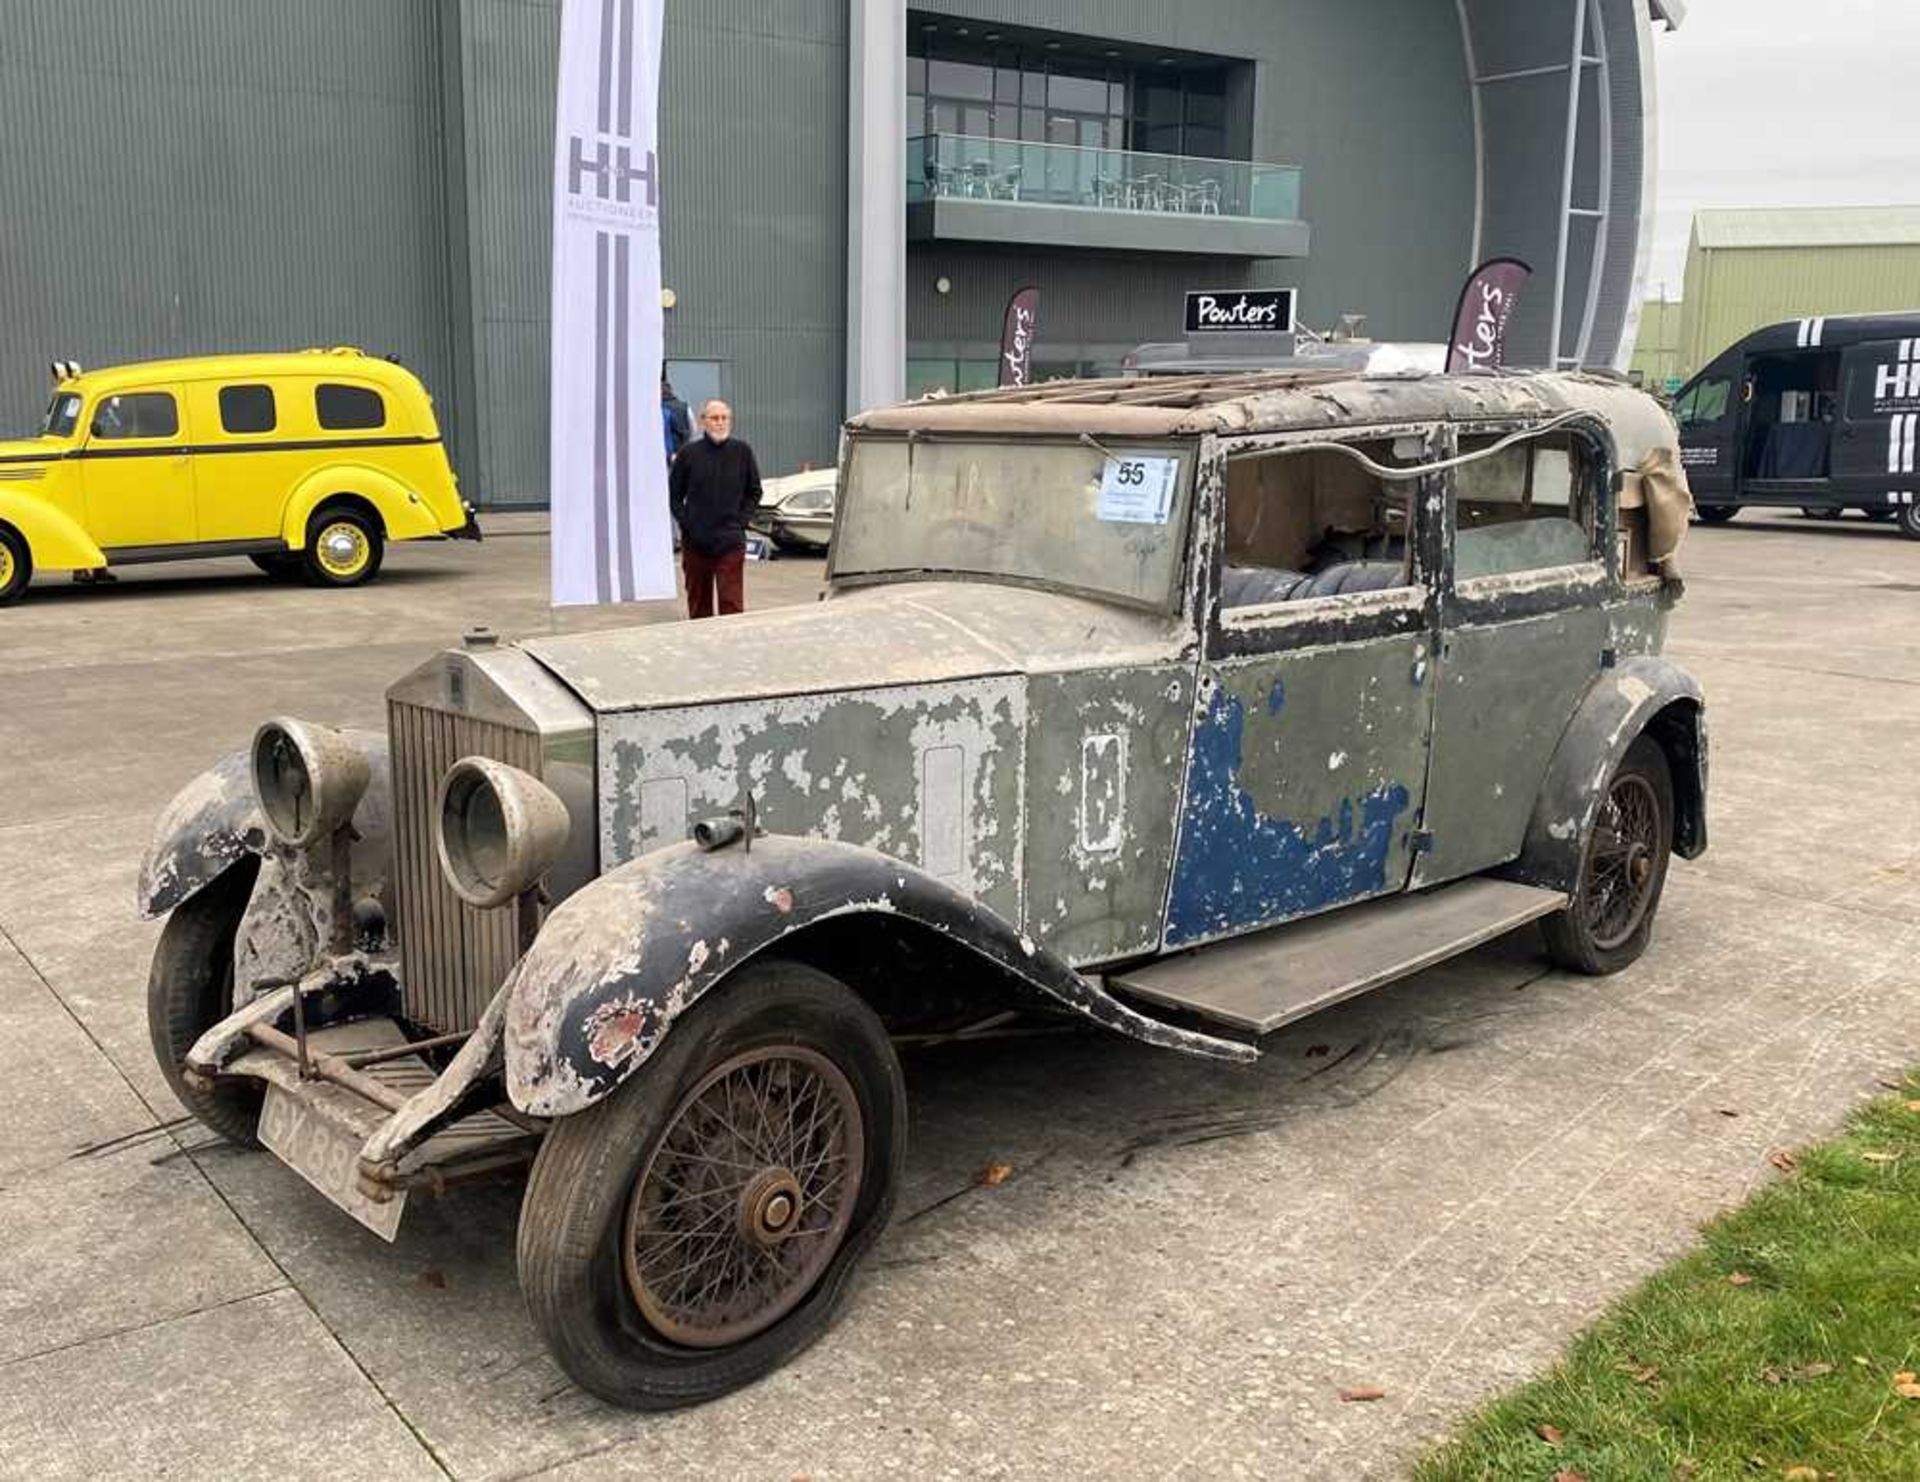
[1097,455,1180,523]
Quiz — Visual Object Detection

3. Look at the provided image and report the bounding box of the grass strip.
[1417,1073,1920,1481]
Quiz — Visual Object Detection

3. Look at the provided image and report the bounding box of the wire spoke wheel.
[624,1045,864,1349]
[1582,771,1661,951]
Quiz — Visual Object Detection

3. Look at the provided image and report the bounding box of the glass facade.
[908,19,1237,162]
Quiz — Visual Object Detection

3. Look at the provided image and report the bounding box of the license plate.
[258,1084,407,1242]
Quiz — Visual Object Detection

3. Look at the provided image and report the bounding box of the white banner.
[549,0,675,606]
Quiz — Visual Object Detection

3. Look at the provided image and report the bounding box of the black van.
[1676,312,1920,537]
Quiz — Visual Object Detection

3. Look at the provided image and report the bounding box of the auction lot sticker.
[1097,455,1179,523]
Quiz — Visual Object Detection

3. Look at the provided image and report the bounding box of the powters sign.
[1445,257,1532,374]
[1184,289,1297,334]
[998,286,1039,388]
[549,0,675,607]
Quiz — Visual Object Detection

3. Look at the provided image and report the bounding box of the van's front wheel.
[1898,503,1920,541]
[303,507,385,587]
[517,961,905,1410]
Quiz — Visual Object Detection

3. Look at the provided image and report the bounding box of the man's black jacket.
[669,435,762,556]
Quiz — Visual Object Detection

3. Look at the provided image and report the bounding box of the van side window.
[91,392,179,440]
[219,384,277,435]
[1453,435,1595,582]
[316,383,386,431]
[1674,377,1730,429]
[1218,440,1413,610]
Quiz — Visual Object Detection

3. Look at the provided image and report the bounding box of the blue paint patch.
[1166,685,1411,946]
[1267,677,1286,715]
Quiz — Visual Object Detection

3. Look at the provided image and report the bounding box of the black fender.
[1506,656,1708,895]
[503,835,1256,1118]
[137,731,394,922]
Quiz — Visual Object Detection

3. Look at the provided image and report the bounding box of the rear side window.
[1453,435,1596,581]
[91,392,179,440]
[315,383,386,431]
[219,383,277,434]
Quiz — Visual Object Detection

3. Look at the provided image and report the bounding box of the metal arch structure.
[1458,0,1680,372]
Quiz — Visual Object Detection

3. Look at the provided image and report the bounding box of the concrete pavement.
[2,511,1917,1479]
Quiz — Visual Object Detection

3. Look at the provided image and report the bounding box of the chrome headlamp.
[435,757,571,909]
[251,718,370,848]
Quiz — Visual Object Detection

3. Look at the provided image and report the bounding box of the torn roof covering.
[850,369,1678,473]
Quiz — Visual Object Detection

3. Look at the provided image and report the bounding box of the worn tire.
[1694,505,1739,524]
[0,525,30,606]
[249,551,302,580]
[301,505,385,587]
[1899,503,1920,541]
[146,858,264,1146]
[1543,735,1674,976]
[517,960,905,1410]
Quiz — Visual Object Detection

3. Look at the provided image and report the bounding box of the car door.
[80,388,198,549]
[1163,430,1441,950]
[1411,424,1612,889]
[1837,338,1919,507]
[1671,362,1739,502]
[186,378,285,540]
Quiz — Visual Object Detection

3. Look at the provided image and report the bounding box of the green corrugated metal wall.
[1679,242,1920,377]
[1628,299,1683,388]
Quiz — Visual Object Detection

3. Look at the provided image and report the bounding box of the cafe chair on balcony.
[1193,178,1222,215]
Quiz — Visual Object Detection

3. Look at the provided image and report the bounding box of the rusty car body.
[140,367,1706,1409]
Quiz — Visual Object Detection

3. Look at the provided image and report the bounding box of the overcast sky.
[1647,0,1920,297]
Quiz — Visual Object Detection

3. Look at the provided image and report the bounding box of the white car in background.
[751,466,837,552]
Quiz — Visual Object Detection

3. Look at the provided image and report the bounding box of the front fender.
[504,835,1256,1118]
[137,731,393,920]
[0,487,105,571]
[1506,656,1708,895]
[281,464,444,546]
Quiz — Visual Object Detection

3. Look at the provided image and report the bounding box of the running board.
[1108,878,1568,1035]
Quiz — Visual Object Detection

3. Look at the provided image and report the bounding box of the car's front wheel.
[302,506,385,587]
[146,859,264,1146]
[517,960,904,1410]
[0,526,31,605]
[1899,503,1920,541]
[1543,735,1674,976]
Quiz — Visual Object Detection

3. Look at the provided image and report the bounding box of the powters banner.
[1445,257,1532,374]
[549,0,675,606]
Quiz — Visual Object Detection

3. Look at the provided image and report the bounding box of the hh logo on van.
[1873,338,1920,415]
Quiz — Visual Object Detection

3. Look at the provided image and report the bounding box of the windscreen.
[831,436,1192,611]
[41,392,80,438]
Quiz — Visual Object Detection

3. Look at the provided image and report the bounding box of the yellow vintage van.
[0,348,478,604]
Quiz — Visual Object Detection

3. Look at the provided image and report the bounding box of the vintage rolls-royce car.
[140,369,1705,1410]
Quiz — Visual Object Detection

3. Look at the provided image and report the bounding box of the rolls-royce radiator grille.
[389,699,544,1033]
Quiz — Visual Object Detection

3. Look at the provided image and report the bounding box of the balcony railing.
[907,133,1302,222]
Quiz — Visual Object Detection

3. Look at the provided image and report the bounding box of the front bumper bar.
[184,960,535,1205]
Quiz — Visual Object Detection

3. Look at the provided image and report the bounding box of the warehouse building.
[0,1,1679,506]
[1633,206,1920,387]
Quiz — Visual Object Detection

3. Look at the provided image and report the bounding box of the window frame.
[87,389,181,442]
[1445,417,1617,626]
[217,382,278,437]
[314,381,387,432]
[1205,423,1446,659]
